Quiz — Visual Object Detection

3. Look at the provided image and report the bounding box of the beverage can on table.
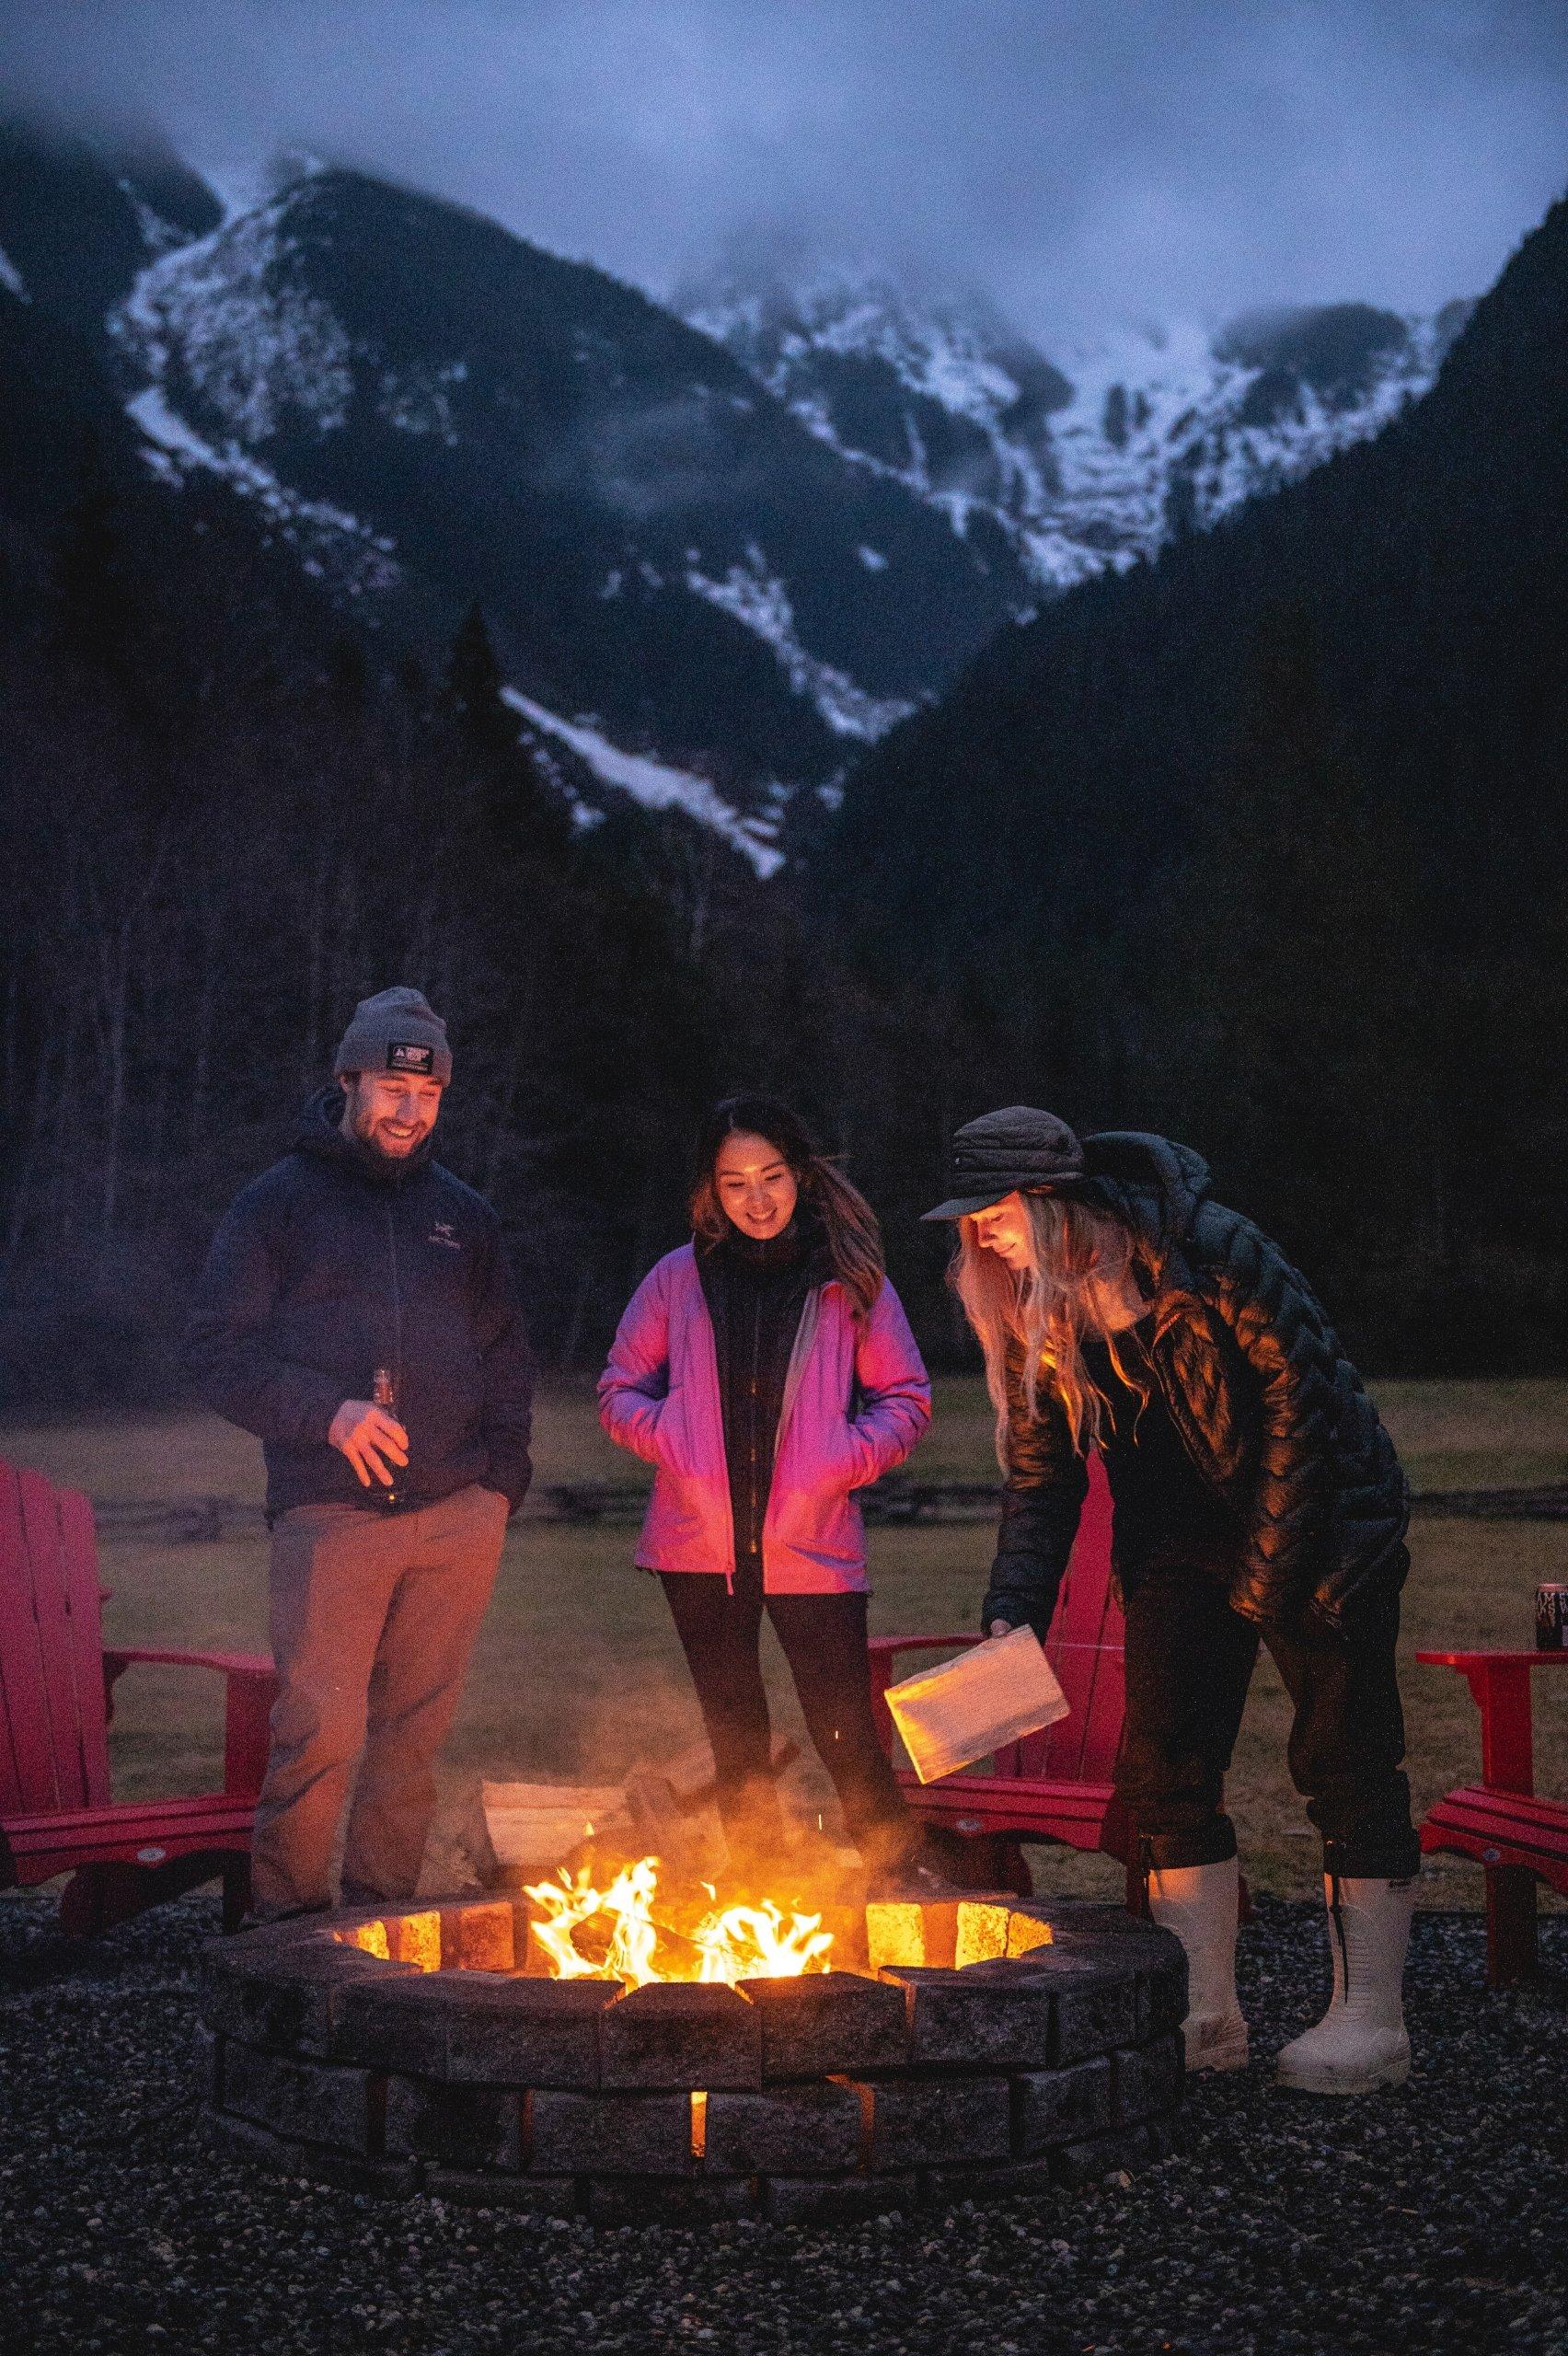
[1535,1583,1568,1651]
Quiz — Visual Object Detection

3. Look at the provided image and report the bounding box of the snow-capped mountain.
[681,260,1473,591]
[0,120,1474,870]
[1,123,1050,858]
[93,164,1037,826]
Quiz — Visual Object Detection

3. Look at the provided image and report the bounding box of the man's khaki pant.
[251,1483,508,1920]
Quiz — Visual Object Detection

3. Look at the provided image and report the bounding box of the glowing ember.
[522,1855,833,1987]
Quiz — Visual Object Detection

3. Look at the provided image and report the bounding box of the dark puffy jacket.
[186,1088,533,1520]
[983,1133,1409,1639]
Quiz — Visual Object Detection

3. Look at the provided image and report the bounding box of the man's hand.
[329,1399,409,1490]
[988,1620,1015,1639]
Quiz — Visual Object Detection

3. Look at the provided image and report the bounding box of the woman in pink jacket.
[599,1095,932,1881]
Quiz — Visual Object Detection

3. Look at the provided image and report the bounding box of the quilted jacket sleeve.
[980,1337,1090,1645]
[1194,1204,1339,1626]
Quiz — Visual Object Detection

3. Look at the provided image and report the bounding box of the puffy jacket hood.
[1082,1131,1213,1270]
[293,1082,438,1189]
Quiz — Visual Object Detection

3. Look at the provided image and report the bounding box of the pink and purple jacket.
[597,1242,931,1592]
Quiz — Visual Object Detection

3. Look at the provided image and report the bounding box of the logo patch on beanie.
[387,1041,435,1075]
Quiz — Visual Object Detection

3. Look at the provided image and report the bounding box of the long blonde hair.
[951,1193,1149,1466]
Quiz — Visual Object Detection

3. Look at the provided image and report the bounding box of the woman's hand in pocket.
[832,1415,873,1491]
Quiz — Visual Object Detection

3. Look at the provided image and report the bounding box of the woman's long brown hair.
[689,1094,884,1322]
[950,1192,1149,1463]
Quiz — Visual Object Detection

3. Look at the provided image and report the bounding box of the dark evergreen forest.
[825,193,1568,1374]
[2,191,1563,1408]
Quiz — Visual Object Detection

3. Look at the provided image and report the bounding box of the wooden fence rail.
[90,1478,1568,1543]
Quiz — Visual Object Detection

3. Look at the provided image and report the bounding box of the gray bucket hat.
[922,1106,1088,1220]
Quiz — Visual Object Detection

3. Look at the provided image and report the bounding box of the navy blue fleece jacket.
[186,1088,533,1520]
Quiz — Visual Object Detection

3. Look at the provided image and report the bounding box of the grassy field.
[4,1376,1564,1906]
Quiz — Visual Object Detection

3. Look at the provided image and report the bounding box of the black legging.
[1116,1563,1421,1879]
[659,1561,913,1872]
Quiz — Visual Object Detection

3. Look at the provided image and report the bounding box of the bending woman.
[600,1095,932,1885]
[926,1106,1420,2095]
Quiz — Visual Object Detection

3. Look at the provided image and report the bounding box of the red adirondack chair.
[870,1452,1134,1895]
[1416,1646,1568,1984]
[0,1458,274,1933]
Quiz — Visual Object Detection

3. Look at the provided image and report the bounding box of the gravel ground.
[1,1889,1563,2356]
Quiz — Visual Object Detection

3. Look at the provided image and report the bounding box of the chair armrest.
[1415,1649,1568,1671]
[104,1646,273,1680]
[102,1647,276,1800]
[866,1634,982,1660]
[1414,1649,1566,1796]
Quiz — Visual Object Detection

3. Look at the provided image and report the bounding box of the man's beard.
[351,1107,432,1159]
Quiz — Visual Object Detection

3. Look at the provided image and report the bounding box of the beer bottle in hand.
[372,1367,402,1509]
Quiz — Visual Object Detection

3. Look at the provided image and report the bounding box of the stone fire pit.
[199,1895,1186,2223]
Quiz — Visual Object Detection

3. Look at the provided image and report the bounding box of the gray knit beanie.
[333,986,452,1085]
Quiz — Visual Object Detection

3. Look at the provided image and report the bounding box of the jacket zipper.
[386,1202,403,1401]
[745,1284,763,1572]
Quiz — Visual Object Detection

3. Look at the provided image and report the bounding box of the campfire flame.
[522,1855,833,1987]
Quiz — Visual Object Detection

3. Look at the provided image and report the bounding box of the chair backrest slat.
[0,1461,109,1816]
[1017,1452,1122,1780]
[1,1461,65,1811]
[57,1481,112,1805]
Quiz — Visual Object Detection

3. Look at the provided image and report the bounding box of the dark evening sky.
[4,0,1564,336]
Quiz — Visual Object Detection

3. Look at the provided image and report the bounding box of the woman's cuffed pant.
[1114,1563,1420,1880]
[659,1562,913,1871]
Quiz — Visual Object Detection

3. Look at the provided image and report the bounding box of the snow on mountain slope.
[110,196,402,596]
[92,169,1039,814]
[502,687,783,872]
[682,260,1472,592]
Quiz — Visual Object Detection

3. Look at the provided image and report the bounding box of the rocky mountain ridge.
[682,259,1471,589]
[1,119,1469,866]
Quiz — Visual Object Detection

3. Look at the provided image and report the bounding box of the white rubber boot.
[1147,1857,1250,2073]
[1275,1876,1415,2095]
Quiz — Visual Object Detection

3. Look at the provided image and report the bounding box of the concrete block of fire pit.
[599,1980,762,2089]
[864,1898,962,1973]
[528,2088,696,2175]
[1112,2032,1184,2125]
[381,1910,444,1969]
[739,1969,909,2081]
[1050,2123,1155,2189]
[385,2076,524,2169]
[855,2073,1011,2171]
[203,1938,416,2056]
[202,2107,421,2198]
[1035,1900,1141,1934]
[326,1906,443,1969]
[436,1899,518,1972]
[762,2173,918,2226]
[585,2177,759,2226]
[1046,1923,1187,2038]
[1012,2054,1114,2154]
[703,2082,865,2176]
[965,1951,1138,2065]
[221,2040,386,2154]
[881,1963,1055,2071]
[951,1900,1056,1968]
[446,1973,625,2090]
[330,1971,467,2074]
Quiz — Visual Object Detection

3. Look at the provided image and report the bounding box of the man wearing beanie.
[187,987,532,1921]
